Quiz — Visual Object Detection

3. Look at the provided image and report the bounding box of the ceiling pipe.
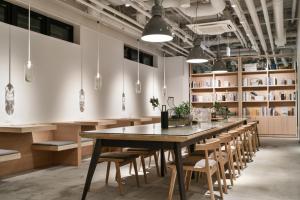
[229,0,260,53]
[273,0,286,47]
[245,0,268,56]
[260,0,276,63]
[162,0,226,18]
[291,0,297,23]
[76,0,184,56]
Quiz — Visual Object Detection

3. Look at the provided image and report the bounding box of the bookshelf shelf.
[242,70,267,75]
[269,69,296,74]
[268,85,296,90]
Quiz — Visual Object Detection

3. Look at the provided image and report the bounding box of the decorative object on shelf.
[136,40,142,94]
[5,26,15,116]
[141,0,173,43]
[24,1,33,83]
[94,21,102,90]
[79,46,85,112]
[212,35,227,73]
[162,52,167,97]
[161,105,168,129]
[168,102,192,127]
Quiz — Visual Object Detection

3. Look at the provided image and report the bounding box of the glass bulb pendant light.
[5,26,15,116]
[141,0,173,43]
[79,46,85,112]
[136,40,142,94]
[122,57,126,111]
[24,2,33,83]
[162,52,167,97]
[94,21,102,90]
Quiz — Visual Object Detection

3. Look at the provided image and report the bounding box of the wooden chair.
[248,121,260,151]
[125,148,160,183]
[240,125,254,162]
[98,151,140,195]
[217,134,235,193]
[227,130,243,174]
[167,139,224,200]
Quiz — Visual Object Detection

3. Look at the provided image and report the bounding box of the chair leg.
[129,162,132,175]
[148,156,152,168]
[219,162,228,194]
[227,160,234,186]
[185,170,192,191]
[206,170,215,200]
[240,144,247,167]
[235,151,242,175]
[132,159,140,187]
[168,168,177,200]
[216,165,224,199]
[154,152,160,176]
[141,156,148,184]
[229,151,236,181]
[105,161,111,185]
[115,162,124,195]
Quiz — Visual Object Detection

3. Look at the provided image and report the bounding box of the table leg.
[160,149,166,177]
[81,139,102,200]
[173,143,186,200]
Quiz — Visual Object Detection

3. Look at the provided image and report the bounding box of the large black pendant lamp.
[186,37,209,63]
[212,35,227,73]
[141,0,173,43]
[186,0,208,64]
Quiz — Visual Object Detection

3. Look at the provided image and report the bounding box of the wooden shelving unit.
[189,54,297,137]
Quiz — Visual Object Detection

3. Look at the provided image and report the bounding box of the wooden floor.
[0,137,299,200]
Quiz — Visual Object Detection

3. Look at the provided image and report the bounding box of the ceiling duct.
[162,0,226,18]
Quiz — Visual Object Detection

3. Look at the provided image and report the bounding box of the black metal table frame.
[81,120,246,200]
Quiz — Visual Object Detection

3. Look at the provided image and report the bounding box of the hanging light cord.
[163,52,166,86]
[81,46,83,90]
[9,26,11,84]
[97,21,100,75]
[28,2,31,62]
[137,39,140,82]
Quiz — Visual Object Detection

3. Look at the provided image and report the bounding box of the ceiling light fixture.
[94,21,102,90]
[141,0,173,43]
[186,37,209,63]
[5,26,15,116]
[25,1,33,83]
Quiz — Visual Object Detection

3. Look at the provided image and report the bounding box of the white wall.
[0,22,163,123]
[165,56,189,106]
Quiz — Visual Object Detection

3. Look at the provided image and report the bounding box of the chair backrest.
[195,138,221,167]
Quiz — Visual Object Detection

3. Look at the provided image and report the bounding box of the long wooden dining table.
[80,117,247,200]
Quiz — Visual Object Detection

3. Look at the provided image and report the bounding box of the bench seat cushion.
[33,141,75,146]
[0,149,19,156]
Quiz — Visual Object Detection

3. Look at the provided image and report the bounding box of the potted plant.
[169,102,191,127]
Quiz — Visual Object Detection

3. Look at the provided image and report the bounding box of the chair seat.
[169,156,217,169]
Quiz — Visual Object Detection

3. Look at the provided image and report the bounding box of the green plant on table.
[173,102,191,119]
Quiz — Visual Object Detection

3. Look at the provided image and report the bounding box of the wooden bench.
[0,149,21,163]
[32,141,78,151]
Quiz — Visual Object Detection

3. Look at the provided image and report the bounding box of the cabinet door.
[268,116,282,135]
[284,116,297,136]
[255,116,268,135]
